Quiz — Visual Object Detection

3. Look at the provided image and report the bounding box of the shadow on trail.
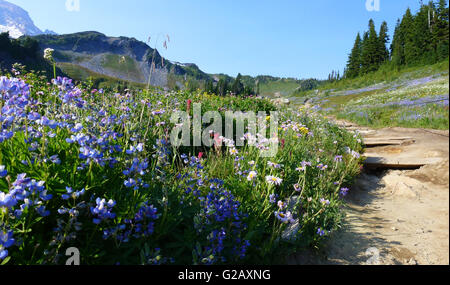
[287,169,401,265]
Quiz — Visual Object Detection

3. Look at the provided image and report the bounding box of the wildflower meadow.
[299,69,449,130]
[0,67,363,265]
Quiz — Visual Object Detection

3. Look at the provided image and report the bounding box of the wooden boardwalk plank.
[364,138,415,147]
[364,156,442,169]
[364,140,404,146]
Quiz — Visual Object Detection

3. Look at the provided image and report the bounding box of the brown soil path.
[288,120,449,265]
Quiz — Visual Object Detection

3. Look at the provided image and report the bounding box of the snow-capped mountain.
[0,0,55,38]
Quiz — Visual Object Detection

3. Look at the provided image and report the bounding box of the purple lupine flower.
[340,187,349,196]
[0,165,7,177]
[0,228,15,260]
[91,198,116,224]
[317,228,326,237]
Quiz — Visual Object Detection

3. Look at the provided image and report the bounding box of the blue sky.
[7,0,422,79]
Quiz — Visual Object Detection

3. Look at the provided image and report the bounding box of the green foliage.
[327,70,341,82]
[33,31,106,47]
[185,78,200,92]
[297,79,320,92]
[346,33,362,79]
[216,78,229,96]
[345,1,449,79]
[200,73,256,97]
[391,1,449,66]
[361,19,382,74]
[434,0,450,60]
[401,8,417,65]
[0,33,39,59]
[391,19,405,66]
[181,64,211,81]
[378,21,390,63]
[0,71,363,265]
[0,32,64,79]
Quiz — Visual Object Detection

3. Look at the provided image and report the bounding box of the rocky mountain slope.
[32,31,211,88]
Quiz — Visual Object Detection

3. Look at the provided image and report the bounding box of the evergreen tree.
[361,31,370,74]
[345,33,362,78]
[361,31,369,68]
[412,3,435,64]
[327,70,340,82]
[345,1,448,77]
[186,78,199,92]
[21,37,40,56]
[217,78,228,96]
[434,0,449,60]
[242,85,254,97]
[0,32,11,50]
[378,21,390,63]
[204,80,215,94]
[361,19,380,73]
[231,73,244,95]
[391,18,405,66]
[402,8,419,65]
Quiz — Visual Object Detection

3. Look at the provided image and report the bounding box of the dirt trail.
[288,120,449,265]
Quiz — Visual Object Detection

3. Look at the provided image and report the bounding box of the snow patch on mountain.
[0,0,55,38]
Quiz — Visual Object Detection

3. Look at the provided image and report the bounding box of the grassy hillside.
[291,61,450,130]
[321,61,449,92]
[57,62,147,90]
[259,79,302,97]
[101,54,144,81]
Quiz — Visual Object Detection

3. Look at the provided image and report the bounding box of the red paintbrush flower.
[187,99,192,113]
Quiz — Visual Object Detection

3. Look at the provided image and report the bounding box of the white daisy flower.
[229,148,238,155]
[266,176,282,186]
[247,171,257,181]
